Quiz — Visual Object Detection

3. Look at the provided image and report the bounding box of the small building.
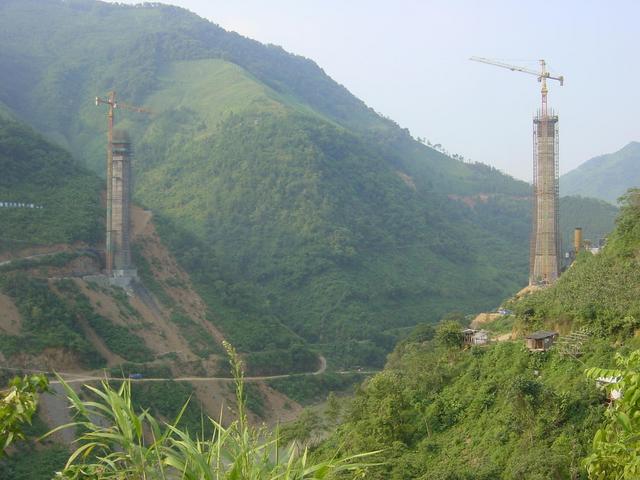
[463,328,490,346]
[463,328,476,345]
[525,331,558,352]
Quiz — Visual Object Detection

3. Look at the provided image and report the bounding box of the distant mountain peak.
[560,141,640,204]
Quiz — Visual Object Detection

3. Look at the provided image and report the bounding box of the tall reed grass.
[48,342,377,479]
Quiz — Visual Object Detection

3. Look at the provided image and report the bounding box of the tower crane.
[469,57,564,116]
[95,91,151,275]
[470,57,566,285]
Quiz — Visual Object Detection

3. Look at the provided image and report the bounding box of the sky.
[115,0,639,181]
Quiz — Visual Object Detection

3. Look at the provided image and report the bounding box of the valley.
[0,1,637,478]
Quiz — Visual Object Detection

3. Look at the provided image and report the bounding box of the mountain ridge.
[561,141,640,204]
[0,0,619,370]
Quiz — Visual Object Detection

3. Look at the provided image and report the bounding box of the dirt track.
[0,355,381,387]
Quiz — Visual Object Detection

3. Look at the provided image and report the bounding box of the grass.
[481,314,515,335]
[145,59,294,129]
[169,310,222,358]
[47,342,378,478]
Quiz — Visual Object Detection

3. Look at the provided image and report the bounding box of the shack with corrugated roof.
[525,331,558,352]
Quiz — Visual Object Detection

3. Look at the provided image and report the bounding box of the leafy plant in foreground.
[584,350,640,479]
[0,374,49,456]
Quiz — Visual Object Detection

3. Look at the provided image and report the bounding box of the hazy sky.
[115,0,639,181]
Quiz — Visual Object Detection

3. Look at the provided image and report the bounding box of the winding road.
[0,354,381,386]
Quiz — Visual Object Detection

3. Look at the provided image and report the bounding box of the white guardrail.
[0,201,44,209]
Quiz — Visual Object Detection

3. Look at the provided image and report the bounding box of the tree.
[325,392,342,425]
[435,320,463,349]
[583,350,640,479]
[404,323,435,344]
[281,408,324,447]
[0,374,48,456]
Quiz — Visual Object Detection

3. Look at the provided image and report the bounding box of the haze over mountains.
[2,1,640,479]
[561,141,640,204]
[0,0,619,369]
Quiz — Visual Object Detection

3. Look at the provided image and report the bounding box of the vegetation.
[268,373,366,406]
[0,374,48,456]
[0,274,155,366]
[43,343,375,479]
[0,444,68,480]
[318,332,611,479]
[130,381,211,436]
[55,279,154,363]
[0,116,102,250]
[244,345,319,376]
[0,251,92,274]
[243,383,267,418]
[281,408,325,448]
[559,196,617,255]
[131,244,174,307]
[0,0,620,372]
[0,275,105,368]
[561,142,640,204]
[435,319,464,348]
[169,310,221,358]
[0,374,66,480]
[583,350,640,479]
[512,189,640,339]
[317,188,640,478]
[1,2,637,477]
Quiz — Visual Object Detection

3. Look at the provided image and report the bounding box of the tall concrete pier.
[109,130,136,285]
[530,112,560,284]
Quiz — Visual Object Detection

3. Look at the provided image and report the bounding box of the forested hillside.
[513,189,640,337]
[319,189,640,478]
[0,116,102,249]
[559,196,617,252]
[0,0,618,368]
[561,142,640,204]
[0,116,325,478]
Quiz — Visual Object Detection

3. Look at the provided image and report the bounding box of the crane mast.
[95,91,151,276]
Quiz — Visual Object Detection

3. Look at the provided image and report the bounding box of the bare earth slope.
[1,206,300,428]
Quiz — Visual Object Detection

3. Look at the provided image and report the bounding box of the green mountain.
[561,142,640,204]
[0,116,102,249]
[320,190,640,479]
[0,0,618,368]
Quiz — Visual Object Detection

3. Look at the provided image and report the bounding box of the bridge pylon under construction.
[470,57,564,285]
[530,110,560,284]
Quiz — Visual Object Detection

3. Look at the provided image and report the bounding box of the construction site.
[95,91,150,287]
[471,57,564,285]
[95,59,568,290]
